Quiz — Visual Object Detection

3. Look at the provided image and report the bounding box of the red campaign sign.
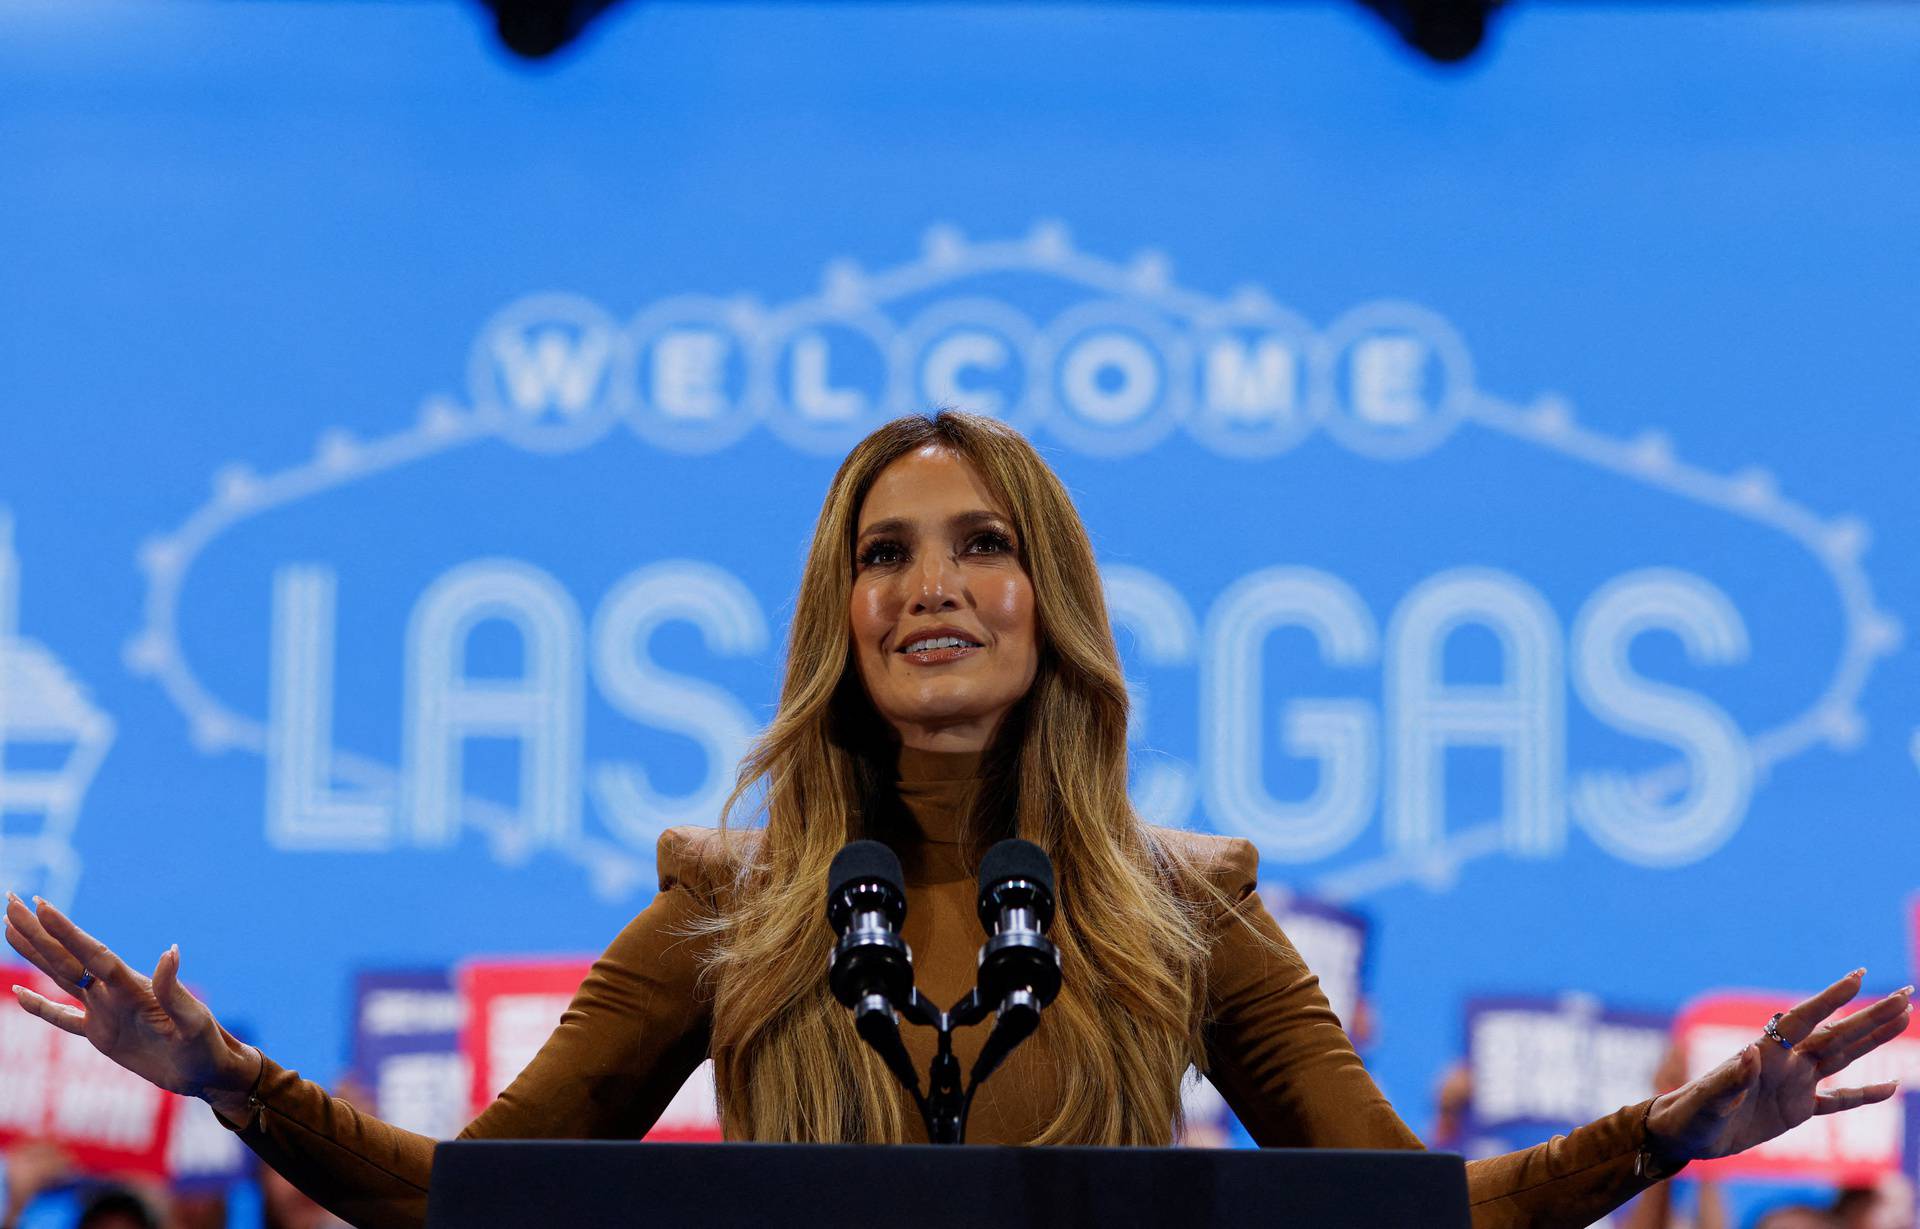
[0,964,173,1177]
[455,957,721,1142]
[458,958,593,1113]
[1677,991,1920,1185]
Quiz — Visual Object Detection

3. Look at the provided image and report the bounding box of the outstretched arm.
[1191,839,1910,1229]
[7,889,445,1228]
[5,835,723,1229]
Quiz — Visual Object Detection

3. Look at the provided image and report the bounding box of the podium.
[426,1141,1470,1227]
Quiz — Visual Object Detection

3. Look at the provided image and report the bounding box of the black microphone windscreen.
[828,839,906,898]
[978,838,1054,898]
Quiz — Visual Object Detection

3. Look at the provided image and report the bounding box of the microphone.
[826,840,914,1008]
[975,838,1062,1008]
[825,840,921,1095]
[968,839,1062,1088]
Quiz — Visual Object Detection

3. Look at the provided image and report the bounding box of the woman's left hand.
[1646,969,1912,1164]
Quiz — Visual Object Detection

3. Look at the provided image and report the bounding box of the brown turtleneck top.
[226,749,1660,1228]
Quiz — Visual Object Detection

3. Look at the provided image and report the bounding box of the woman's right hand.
[4,892,261,1121]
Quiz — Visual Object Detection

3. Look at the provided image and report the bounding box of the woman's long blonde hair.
[705,410,1210,1145]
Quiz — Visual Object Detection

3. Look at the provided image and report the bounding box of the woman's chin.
[886,694,1010,740]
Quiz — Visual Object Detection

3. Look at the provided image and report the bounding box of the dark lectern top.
[427,1140,1470,1228]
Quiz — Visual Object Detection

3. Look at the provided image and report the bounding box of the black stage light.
[1358,0,1506,64]
[481,0,625,59]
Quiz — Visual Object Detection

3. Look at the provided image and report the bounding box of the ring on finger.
[1763,1011,1796,1052]
[76,969,96,991]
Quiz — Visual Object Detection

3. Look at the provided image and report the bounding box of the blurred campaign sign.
[1466,994,1668,1143]
[456,956,721,1140]
[164,1096,251,1193]
[351,969,470,1139]
[1905,1091,1920,1187]
[1910,897,1920,983]
[1679,992,1920,1184]
[0,965,178,1178]
[1260,886,1370,1039]
[458,959,588,1112]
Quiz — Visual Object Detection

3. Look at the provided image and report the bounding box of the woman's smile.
[895,625,985,664]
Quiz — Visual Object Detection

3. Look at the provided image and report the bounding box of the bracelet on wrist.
[1634,1101,1689,1182]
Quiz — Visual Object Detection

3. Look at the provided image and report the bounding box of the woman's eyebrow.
[856,510,1011,541]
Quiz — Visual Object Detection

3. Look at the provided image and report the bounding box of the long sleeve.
[224,829,725,1229]
[1189,832,1661,1229]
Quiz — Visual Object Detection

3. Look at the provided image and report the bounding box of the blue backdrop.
[3,0,1918,1179]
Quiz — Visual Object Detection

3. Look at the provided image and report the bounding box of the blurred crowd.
[0,1142,349,1229]
[0,1081,373,1229]
[0,1140,348,1229]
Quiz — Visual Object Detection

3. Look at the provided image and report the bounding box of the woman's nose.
[909,552,962,613]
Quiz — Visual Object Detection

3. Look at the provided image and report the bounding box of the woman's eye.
[967,531,1015,555]
[858,531,1013,569]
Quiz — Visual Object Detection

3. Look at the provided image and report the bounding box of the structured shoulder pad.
[1147,826,1260,904]
[656,825,758,903]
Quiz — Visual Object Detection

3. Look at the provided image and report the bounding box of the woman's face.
[850,444,1039,752]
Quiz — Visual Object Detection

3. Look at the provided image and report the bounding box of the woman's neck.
[889,745,985,883]
[895,744,985,783]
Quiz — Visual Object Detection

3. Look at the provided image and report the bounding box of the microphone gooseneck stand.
[824,838,1062,1144]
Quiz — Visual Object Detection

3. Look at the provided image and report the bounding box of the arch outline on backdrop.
[121,222,1904,904]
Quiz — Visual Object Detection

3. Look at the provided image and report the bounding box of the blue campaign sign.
[1464,995,1670,1145]
[2,0,1918,1157]
[349,969,469,1139]
[1906,1092,1919,1187]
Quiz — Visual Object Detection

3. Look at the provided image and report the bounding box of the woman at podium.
[7,412,1910,1229]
